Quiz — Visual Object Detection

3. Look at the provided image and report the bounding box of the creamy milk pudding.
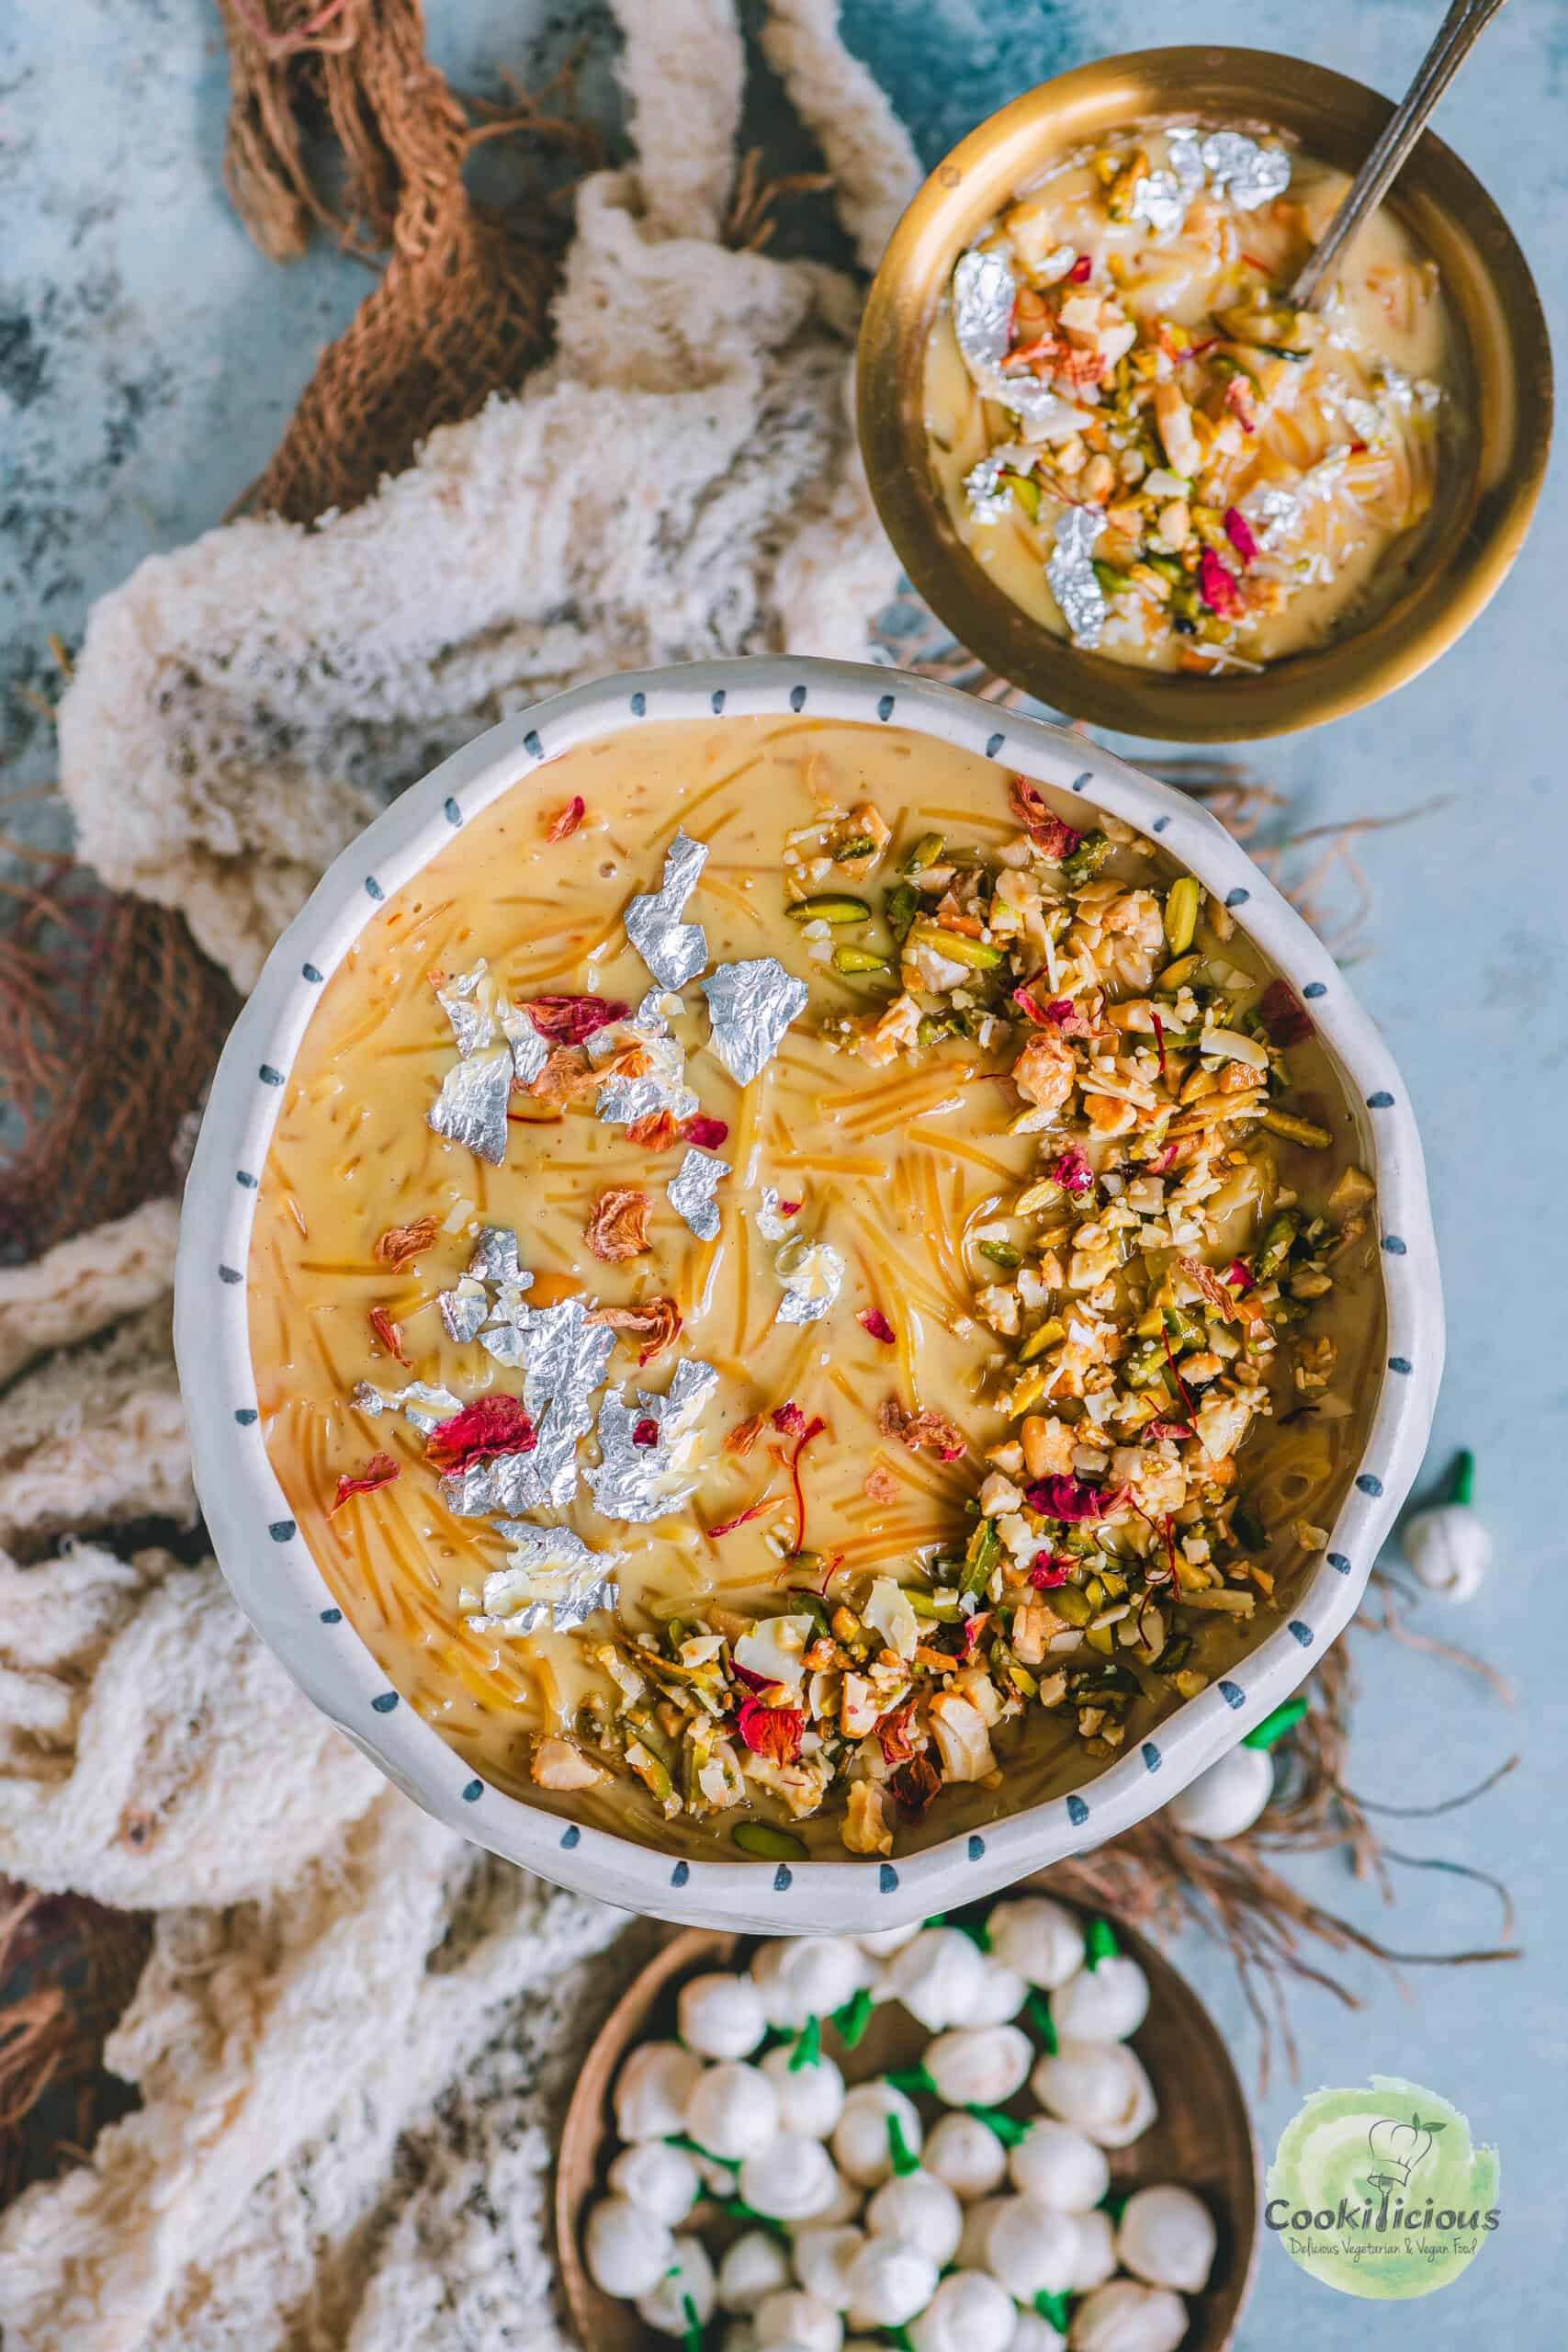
[925,127,1454,675]
[250,717,1382,1860]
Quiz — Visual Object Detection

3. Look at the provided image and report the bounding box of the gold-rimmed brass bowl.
[857,45,1552,741]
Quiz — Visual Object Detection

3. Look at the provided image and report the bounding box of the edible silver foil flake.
[349,1377,463,1434]
[441,1443,548,1519]
[1239,481,1303,550]
[1200,131,1292,210]
[470,1226,524,1286]
[1130,169,1186,235]
[428,1046,513,1166]
[951,248,1097,440]
[594,989,700,1125]
[464,1525,623,1634]
[440,1275,491,1345]
[519,1298,617,1509]
[699,958,808,1086]
[498,999,550,1087]
[774,1237,844,1327]
[586,1357,719,1522]
[437,961,492,1057]
[1046,504,1108,650]
[756,1186,795,1241]
[625,827,710,989]
[964,454,1013,525]
[1166,129,1205,192]
[669,1147,730,1241]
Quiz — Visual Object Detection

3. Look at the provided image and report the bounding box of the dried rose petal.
[1145,1419,1194,1443]
[586,1294,683,1365]
[1029,1551,1072,1589]
[546,795,586,842]
[1258,978,1314,1047]
[1197,547,1243,618]
[367,1305,409,1365]
[960,1610,994,1657]
[631,1417,660,1449]
[1223,506,1258,567]
[682,1114,730,1150]
[1225,1257,1256,1294]
[584,1186,653,1263]
[890,1750,942,1816]
[330,1453,400,1514]
[626,1110,681,1152]
[876,1700,920,1766]
[424,1396,537,1472]
[373,1216,437,1271]
[1067,253,1092,284]
[863,1462,900,1504]
[525,993,631,1046]
[898,1408,966,1462]
[1146,1142,1180,1175]
[778,1199,802,1217]
[736,1696,804,1765]
[772,1402,808,1437]
[1025,1473,1113,1522]
[1052,1147,1094,1196]
[1010,776,1083,862]
[858,1308,897,1345]
[724,1411,768,1457]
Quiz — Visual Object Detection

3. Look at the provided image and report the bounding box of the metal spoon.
[1290,0,1510,311]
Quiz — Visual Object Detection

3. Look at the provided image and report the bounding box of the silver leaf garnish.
[350,1377,463,1434]
[1200,131,1292,210]
[964,453,1014,526]
[1166,129,1206,193]
[586,1357,719,1523]
[595,989,699,1125]
[470,1227,524,1286]
[518,1297,618,1509]
[437,961,492,1057]
[775,1237,844,1327]
[700,958,807,1086]
[669,1148,729,1241]
[428,1046,513,1166]
[952,248,1100,440]
[439,1275,491,1345]
[756,1186,797,1241]
[1239,480,1304,551]
[1046,504,1108,649]
[1130,169,1186,234]
[625,828,709,989]
[463,1525,624,1634]
[441,1442,548,1519]
[498,999,550,1087]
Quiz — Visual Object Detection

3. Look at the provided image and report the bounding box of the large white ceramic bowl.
[176,657,1441,1931]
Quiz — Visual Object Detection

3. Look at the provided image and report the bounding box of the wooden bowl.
[557,1893,1259,2350]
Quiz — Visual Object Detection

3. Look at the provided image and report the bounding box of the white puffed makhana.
[753,1937,871,2029]
[717,2228,794,2313]
[584,2196,674,2298]
[679,1970,769,2060]
[614,2040,705,2142]
[1167,1744,1273,1841]
[831,2081,923,2187]
[925,2024,1033,2108]
[739,2133,840,2222]
[792,2225,865,2312]
[986,1896,1084,1989]
[864,2169,964,2267]
[844,2237,941,2329]
[753,2287,844,2352]
[1032,2038,1158,2147]
[1067,2207,1118,2292]
[1066,2278,1189,2352]
[685,2061,781,2162]
[1116,2182,1218,2292]
[925,2109,1009,2200]
[981,2195,1079,2299]
[606,2138,700,2225]
[907,2268,1017,2352]
[1050,1956,1150,2044]
[881,1928,987,2031]
[635,2233,716,2337]
[761,2043,847,2138]
[1009,2117,1111,2211]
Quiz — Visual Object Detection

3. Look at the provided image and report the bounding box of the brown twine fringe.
[0,1886,152,2210]
[215,0,594,524]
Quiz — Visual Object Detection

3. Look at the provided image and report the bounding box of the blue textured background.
[2,3,1563,2342]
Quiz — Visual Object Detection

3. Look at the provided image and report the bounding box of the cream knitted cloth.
[0,7,916,2345]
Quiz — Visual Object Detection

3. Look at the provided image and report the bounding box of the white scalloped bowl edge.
[176,657,1441,1933]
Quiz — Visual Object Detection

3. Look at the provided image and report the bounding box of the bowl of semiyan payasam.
[857,48,1551,741]
[177,658,1440,1931]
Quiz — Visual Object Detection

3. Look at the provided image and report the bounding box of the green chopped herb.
[977,1238,1021,1270]
[788,2013,822,2071]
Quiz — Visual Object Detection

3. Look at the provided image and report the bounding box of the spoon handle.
[1289,0,1511,311]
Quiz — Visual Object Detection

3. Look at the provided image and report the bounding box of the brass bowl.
[857,45,1552,742]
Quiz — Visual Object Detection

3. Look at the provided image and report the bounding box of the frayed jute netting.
[0,5,1514,2345]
